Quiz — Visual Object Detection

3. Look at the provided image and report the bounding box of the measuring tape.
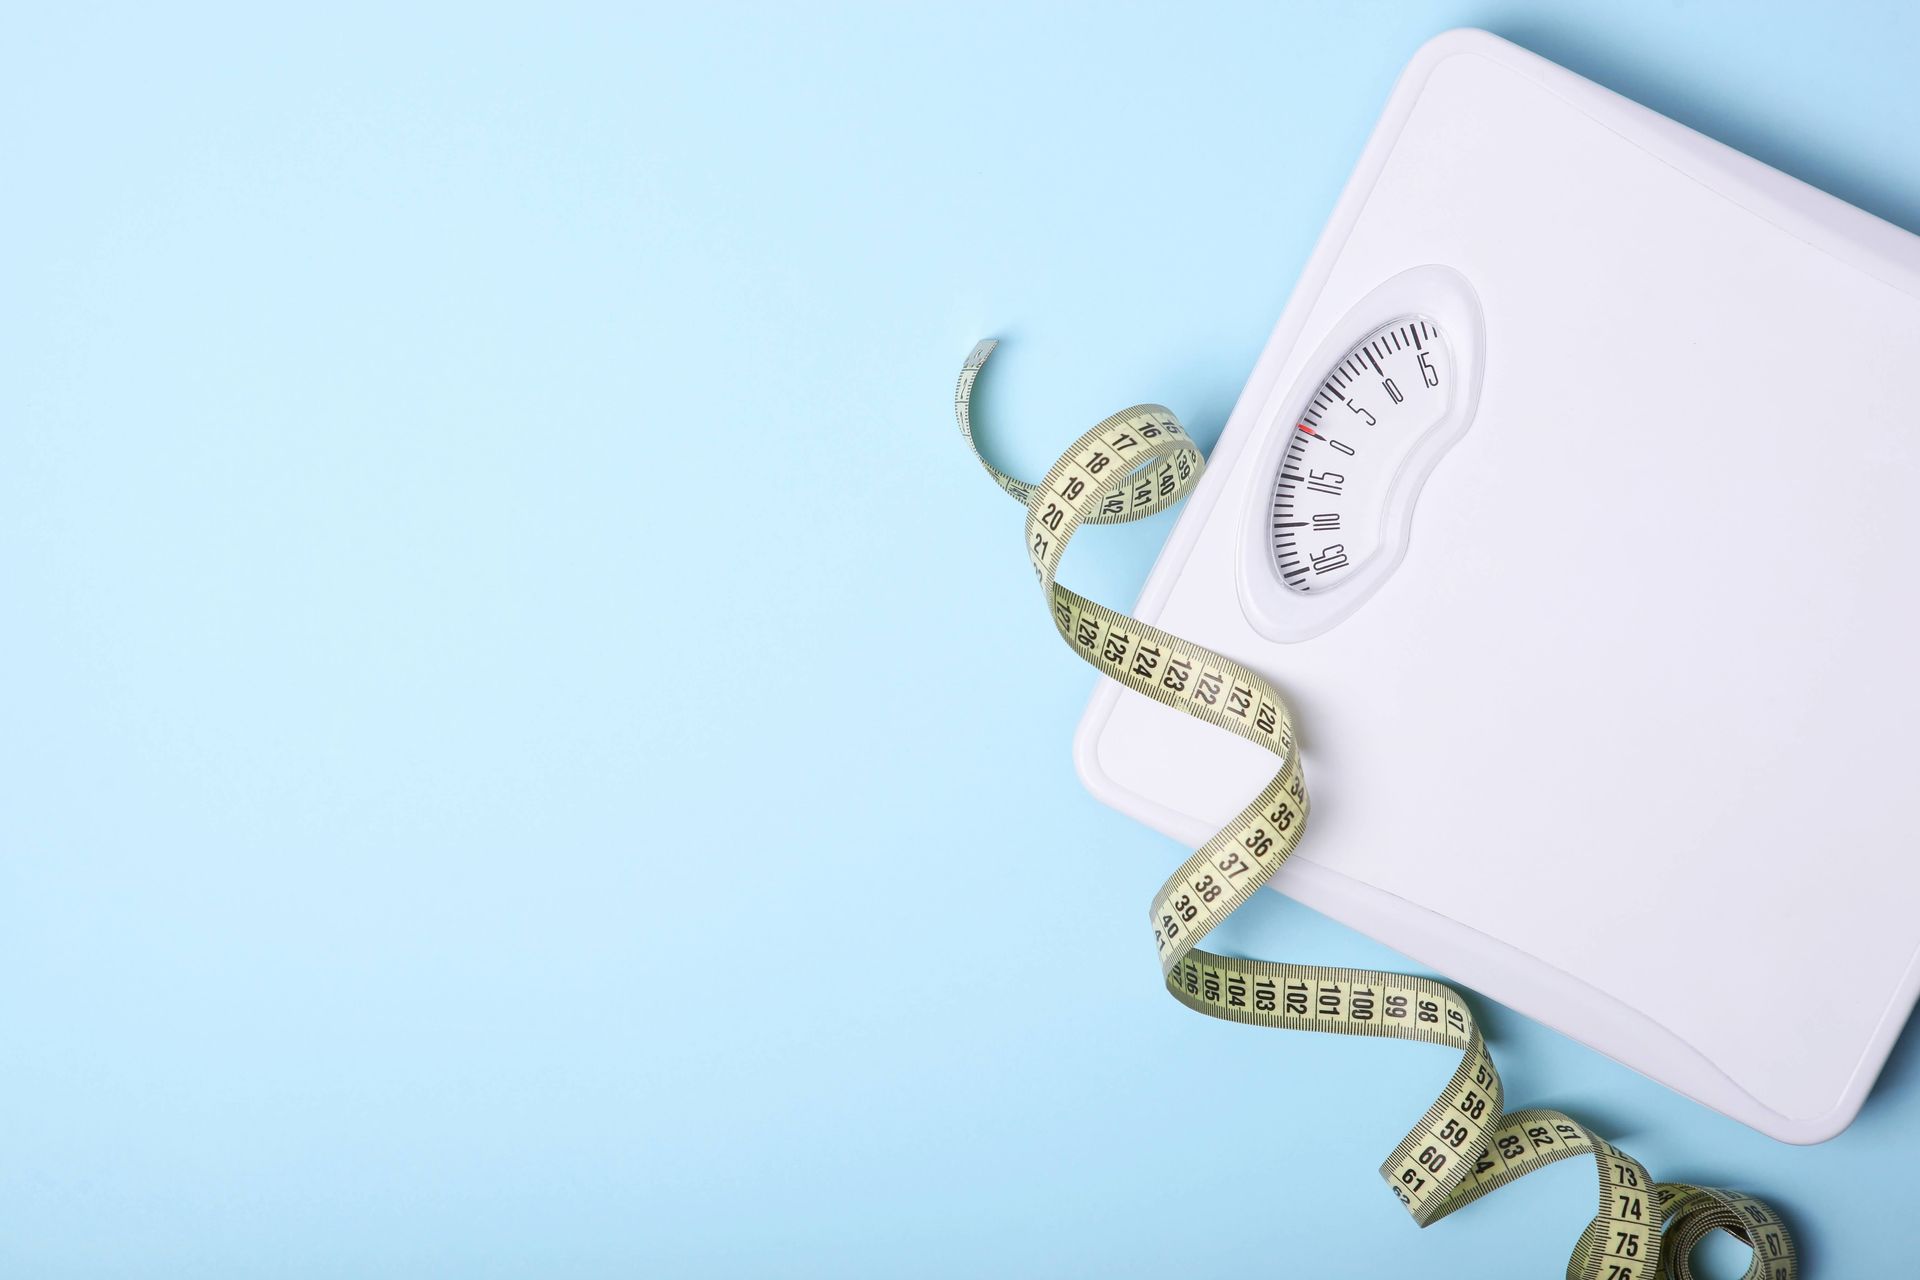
[955,339,1797,1280]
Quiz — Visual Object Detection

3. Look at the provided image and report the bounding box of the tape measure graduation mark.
[955,340,1797,1280]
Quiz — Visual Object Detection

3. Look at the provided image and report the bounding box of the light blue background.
[5,3,1917,1275]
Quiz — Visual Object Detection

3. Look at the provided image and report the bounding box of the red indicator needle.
[1298,424,1320,437]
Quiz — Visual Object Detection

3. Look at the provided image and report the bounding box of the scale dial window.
[1269,318,1453,592]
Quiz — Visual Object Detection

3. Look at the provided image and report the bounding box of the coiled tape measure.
[954,338,1796,1279]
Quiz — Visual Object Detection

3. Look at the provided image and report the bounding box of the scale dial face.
[1270,318,1453,592]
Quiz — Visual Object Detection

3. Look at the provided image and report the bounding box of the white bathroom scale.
[1074,29,1920,1143]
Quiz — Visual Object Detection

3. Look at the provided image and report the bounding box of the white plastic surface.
[1074,28,1920,1144]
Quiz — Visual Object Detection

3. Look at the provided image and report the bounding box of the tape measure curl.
[955,339,1796,1280]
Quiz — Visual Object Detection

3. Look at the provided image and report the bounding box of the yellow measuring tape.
[955,339,1796,1280]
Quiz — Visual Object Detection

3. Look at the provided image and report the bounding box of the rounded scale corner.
[1672,1067,1863,1147]
[1401,28,1514,80]
[1072,682,1221,851]
[1771,1096,1860,1147]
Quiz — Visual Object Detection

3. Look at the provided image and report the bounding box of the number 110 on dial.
[1270,318,1450,592]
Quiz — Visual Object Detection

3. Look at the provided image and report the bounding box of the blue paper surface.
[5,3,1918,1275]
